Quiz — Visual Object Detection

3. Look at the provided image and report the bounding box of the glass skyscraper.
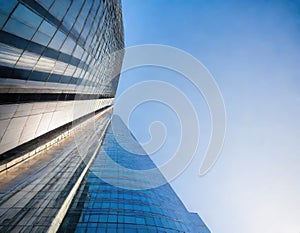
[0,1,210,232]
[0,0,124,155]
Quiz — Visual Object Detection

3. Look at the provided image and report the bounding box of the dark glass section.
[0,1,18,28]
[0,93,112,105]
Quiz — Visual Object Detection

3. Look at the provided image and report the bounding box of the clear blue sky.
[115,1,300,232]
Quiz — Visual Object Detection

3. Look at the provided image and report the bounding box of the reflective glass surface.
[58,116,210,233]
[0,0,124,96]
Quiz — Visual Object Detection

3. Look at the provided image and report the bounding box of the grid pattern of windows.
[58,116,210,233]
[0,0,124,96]
[0,0,124,155]
[0,110,112,232]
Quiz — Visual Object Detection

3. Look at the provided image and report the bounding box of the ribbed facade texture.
[0,1,210,232]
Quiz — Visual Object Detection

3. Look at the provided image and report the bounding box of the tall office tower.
[0,1,210,232]
[0,0,124,156]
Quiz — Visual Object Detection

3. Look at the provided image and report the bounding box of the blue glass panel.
[49,0,71,20]
[0,0,18,14]
[32,31,51,46]
[49,30,66,50]
[47,73,61,82]
[60,36,75,54]
[12,4,42,28]
[63,0,84,31]
[73,0,91,36]
[4,18,35,40]
[73,45,84,59]
[59,75,71,84]
[29,71,49,82]
[0,0,18,28]
[39,20,56,37]
[0,13,7,28]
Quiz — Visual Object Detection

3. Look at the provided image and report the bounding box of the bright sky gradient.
[115,1,300,232]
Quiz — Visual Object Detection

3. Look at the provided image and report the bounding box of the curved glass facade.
[0,0,124,95]
[58,116,210,233]
[0,0,124,154]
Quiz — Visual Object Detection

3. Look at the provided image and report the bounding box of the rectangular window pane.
[49,30,66,50]
[4,18,35,40]
[73,45,84,59]
[39,20,56,37]
[63,0,84,31]
[0,0,18,28]
[49,0,71,20]
[32,31,51,46]
[60,36,75,54]
[12,4,42,29]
